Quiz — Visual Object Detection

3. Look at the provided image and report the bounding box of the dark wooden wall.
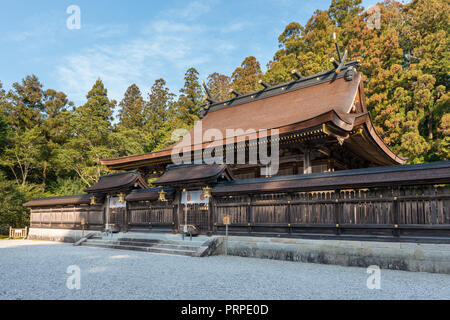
[212,185,450,241]
[30,184,450,242]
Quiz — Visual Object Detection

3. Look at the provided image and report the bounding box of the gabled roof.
[23,194,105,208]
[125,187,175,202]
[153,164,234,187]
[100,62,405,170]
[212,161,450,195]
[84,170,148,194]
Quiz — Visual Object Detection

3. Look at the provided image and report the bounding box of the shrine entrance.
[180,203,210,233]
[106,196,128,232]
[179,190,211,234]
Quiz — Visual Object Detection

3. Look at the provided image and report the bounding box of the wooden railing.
[9,227,28,239]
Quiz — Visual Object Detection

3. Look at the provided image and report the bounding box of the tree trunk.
[42,161,47,191]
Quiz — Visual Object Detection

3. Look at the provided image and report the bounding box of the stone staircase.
[81,234,219,257]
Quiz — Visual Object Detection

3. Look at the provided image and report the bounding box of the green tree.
[144,78,176,151]
[207,72,232,101]
[40,89,73,190]
[5,75,44,130]
[232,56,263,94]
[56,79,116,186]
[176,68,204,125]
[117,84,146,130]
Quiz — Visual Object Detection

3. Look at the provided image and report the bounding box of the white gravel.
[0,240,449,300]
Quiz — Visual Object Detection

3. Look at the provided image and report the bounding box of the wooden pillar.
[334,189,341,235]
[287,193,292,236]
[124,201,129,233]
[392,187,400,237]
[303,149,312,174]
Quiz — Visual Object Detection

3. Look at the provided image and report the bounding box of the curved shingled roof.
[154,164,234,187]
[23,194,104,207]
[100,62,405,170]
[84,170,148,194]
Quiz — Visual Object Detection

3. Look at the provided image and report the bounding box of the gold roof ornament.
[118,193,126,203]
[158,189,168,202]
[89,196,96,205]
[203,186,212,199]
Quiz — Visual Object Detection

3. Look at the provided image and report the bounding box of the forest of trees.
[0,0,448,232]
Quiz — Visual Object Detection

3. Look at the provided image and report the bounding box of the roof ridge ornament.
[229,89,242,97]
[258,79,270,89]
[332,32,348,74]
[290,69,303,80]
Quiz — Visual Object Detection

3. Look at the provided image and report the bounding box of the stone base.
[28,228,101,243]
[216,236,450,274]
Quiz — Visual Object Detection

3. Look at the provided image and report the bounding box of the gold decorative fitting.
[118,193,125,203]
[394,224,399,228]
[203,186,212,199]
[158,189,168,202]
[89,196,96,205]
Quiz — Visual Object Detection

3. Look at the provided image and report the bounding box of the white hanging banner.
[109,197,126,208]
[181,190,209,204]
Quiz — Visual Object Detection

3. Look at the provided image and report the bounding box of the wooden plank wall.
[213,185,450,240]
[127,201,176,232]
[29,184,450,241]
[30,204,104,230]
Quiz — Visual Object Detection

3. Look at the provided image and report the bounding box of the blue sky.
[0,0,378,106]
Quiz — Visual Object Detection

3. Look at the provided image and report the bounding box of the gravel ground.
[0,240,449,300]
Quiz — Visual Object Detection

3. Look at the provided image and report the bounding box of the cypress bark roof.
[153,164,233,187]
[100,62,405,169]
[125,187,175,202]
[23,194,104,207]
[84,170,148,194]
[212,161,450,194]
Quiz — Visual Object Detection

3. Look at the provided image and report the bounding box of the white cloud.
[55,0,242,105]
[162,0,214,21]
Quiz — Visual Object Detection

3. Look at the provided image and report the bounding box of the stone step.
[85,239,200,251]
[82,241,197,256]
[117,237,206,247]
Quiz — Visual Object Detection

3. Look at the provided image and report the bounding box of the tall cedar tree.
[231,56,263,94]
[118,84,146,130]
[207,72,232,101]
[145,78,175,152]
[56,79,116,186]
[177,68,204,125]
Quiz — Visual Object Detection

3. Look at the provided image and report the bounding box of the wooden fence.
[28,182,450,242]
[127,201,177,232]
[212,185,450,241]
[30,204,104,230]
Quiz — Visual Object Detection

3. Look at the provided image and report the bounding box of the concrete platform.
[217,236,450,274]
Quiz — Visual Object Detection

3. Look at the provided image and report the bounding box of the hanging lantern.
[90,196,96,205]
[203,186,212,199]
[118,193,125,203]
[158,189,168,202]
